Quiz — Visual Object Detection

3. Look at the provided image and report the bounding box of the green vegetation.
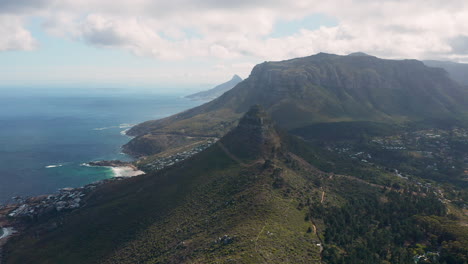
[291,121,401,141]
[316,185,447,263]
[4,106,467,263]
[5,52,468,263]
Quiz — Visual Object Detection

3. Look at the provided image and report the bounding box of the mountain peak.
[347,52,373,57]
[237,104,271,128]
[185,74,243,100]
[231,74,242,81]
[220,105,280,160]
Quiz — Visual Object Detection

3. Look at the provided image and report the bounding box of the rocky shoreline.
[0,137,220,262]
[0,159,143,258]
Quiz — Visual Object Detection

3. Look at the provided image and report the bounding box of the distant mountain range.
[185,74,243,100]
[423,60,468,86]
[125,52,468,156]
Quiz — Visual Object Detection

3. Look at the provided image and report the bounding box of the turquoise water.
[0,88,202,203]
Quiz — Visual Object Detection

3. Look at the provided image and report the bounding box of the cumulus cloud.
[3,0,468,63]
[0,15,37,51]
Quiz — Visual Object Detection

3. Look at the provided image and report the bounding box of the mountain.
[3,54,467,263]
[4,107,320,263]
[185,74,243,100]
[347,52,373,57]
[423,60,468,86]
[125,53,468,157]
[5,106,464,263]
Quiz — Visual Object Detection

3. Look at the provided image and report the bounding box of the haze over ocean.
[0,87,202,203]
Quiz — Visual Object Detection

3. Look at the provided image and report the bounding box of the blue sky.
[0,0,467,90]
[1,13,337,89]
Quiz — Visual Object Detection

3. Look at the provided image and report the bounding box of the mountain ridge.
[423,60,468,86]
[4,106,324,263]
[185,74,243,101]
[125,53,468,157]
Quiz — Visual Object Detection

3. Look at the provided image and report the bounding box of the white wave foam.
[81,163,143,177]
[119,123,134,128]
[120,129,130,136]
[94,123,135,131]
[111,166,145,177]
[93,126,113,131]
[0,227,16,240]
[45,164,63,168]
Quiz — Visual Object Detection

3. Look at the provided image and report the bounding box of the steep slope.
[126,53,468,156]
[424,60,468,86]
[3,107,320,263]
[185,74,243,100]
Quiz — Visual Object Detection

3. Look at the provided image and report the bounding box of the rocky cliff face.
[236,53,467,123]
[220,105,281,160]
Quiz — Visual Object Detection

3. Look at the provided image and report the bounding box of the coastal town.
[328,128,468,179]
[137,139,218,171]
[323,127,468,211]
[0,138,220,251]
[0,180,110,242]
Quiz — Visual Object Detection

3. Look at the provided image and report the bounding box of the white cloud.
[3,0,468,83]
[0,15,37,51]
[36,0,468,61]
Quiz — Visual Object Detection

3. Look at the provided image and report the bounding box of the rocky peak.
[237,105,273,130]
[347,52,373,57]
[220,105,281,160]
[231,74,243,82]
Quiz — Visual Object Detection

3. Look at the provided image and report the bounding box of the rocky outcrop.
[219,105,281,160]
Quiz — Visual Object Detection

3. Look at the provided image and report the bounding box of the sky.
[1,0,468,90]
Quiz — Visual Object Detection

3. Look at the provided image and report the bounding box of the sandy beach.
[111,166,145,177]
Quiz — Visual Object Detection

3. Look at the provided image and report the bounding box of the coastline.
[83,160,145,178]
[80,126,144,178]
[111,166,145,177]
[0,125,216,262]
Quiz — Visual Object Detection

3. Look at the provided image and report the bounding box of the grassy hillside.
[4,107,321,263]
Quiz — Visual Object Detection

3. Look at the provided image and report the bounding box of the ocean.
[0,87,202,203]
